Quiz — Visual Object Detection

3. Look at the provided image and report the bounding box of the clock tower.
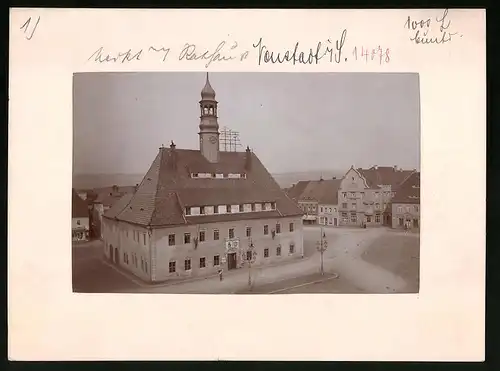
[199,73,220,163]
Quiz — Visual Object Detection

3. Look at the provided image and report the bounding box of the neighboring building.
[391,171,420,230]
[317,179,341,227]
[338,165,414,227]
[286,178,341,226]
[90,185,137,239]
[72,189,89,241]
[102,74,304,282]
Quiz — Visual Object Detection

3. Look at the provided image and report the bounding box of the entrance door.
[227,253,237,270]
[334,218,337,226]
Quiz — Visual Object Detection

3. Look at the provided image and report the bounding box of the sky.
[73,72,420,175]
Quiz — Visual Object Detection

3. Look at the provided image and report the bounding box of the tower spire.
[199,73,219,163]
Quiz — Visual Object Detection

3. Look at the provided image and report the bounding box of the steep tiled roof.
[286,181,311,201]
[72,189,89,218]
[288,179,342,205]
[106,148,303,227]
[104,193,134,219]
[358,166,414,189]
[392,171,420,204]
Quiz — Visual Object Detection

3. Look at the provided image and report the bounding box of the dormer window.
[209,107,214,115]
[203,107,208,115]
[185,207,191,216]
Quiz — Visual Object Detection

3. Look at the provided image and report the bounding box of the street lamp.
[243,238,257,289]
[316,228,328,275]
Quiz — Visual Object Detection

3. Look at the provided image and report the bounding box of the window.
[143,233,146,245]
[246,250,252,261]
[375,214,381,223]
[239,204,244,212]
[145,262,148,273]
[123,252,127,263]
[399,218,404,226]
[264,248,269,258]
[276,246,282,256]
[200,206,205,215]
[276,223,281,234]
[184,259,191,271]
[214,255,220,266]
[320,207,323,213]
[341,212,348,217]
[350,213,357,223]
[213,229,219,240]
[185,207,191,216]
[77,220,81,225]
[367,216,372,223]
[199,230,206,242]
[342,203,348,209]
[271,202,276,210]
[414,205,419,212]
[375,203,380,209]
[264,225,269,235]
[246,227,252,237]
[289,242,295,254]
[289,222,294,232]
[328,218,333,225]
[226,205,231,213]
[184,233,191,244]
[397,206,403,213]
[351,203,356,209]
[213,205,219,214]
[406,206,411,212]
[329,208,332,212]
[168,234,175,246]
[169,261,176,273]
[229,228,235,239]
[200,257,206,268]
[141,258,144,271]
[342,192,347,198]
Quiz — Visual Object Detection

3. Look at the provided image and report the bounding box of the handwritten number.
[20,16,40,40]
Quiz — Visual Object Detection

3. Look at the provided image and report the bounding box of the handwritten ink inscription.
[252,29,347,65]
[20,16,40,40]
[404,9,462,45]
[88,38,248,67]
[86,28,392,67]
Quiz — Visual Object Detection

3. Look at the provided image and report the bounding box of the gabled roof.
[357,166,414,189]
[287,179,342,205]
[286,181,311,200]
[105,148,303,227]
[104,193,134,219]
[72,189,89,218]
[392,171,420,204]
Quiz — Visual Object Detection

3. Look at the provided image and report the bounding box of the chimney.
[332,176,336,179]
[245,146,252,170]
[168,140,178,170]
[393,165,398,171]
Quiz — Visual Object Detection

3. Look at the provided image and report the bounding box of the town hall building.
[102,74,304,282]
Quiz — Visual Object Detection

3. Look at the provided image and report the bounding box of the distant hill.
[73,170,346,190]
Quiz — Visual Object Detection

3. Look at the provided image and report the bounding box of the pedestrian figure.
[218,269,223,281]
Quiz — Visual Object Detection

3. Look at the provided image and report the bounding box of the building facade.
[287,178,341,226]
[391,171,420,230]
[102,73,304,282]
[72,189,89,241]
[338,165,415,227]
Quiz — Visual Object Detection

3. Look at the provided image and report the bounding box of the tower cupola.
[198,73,220,163]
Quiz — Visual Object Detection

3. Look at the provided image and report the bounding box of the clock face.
[209,135,217,144]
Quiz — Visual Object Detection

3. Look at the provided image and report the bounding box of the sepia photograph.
[72,72,421,295]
